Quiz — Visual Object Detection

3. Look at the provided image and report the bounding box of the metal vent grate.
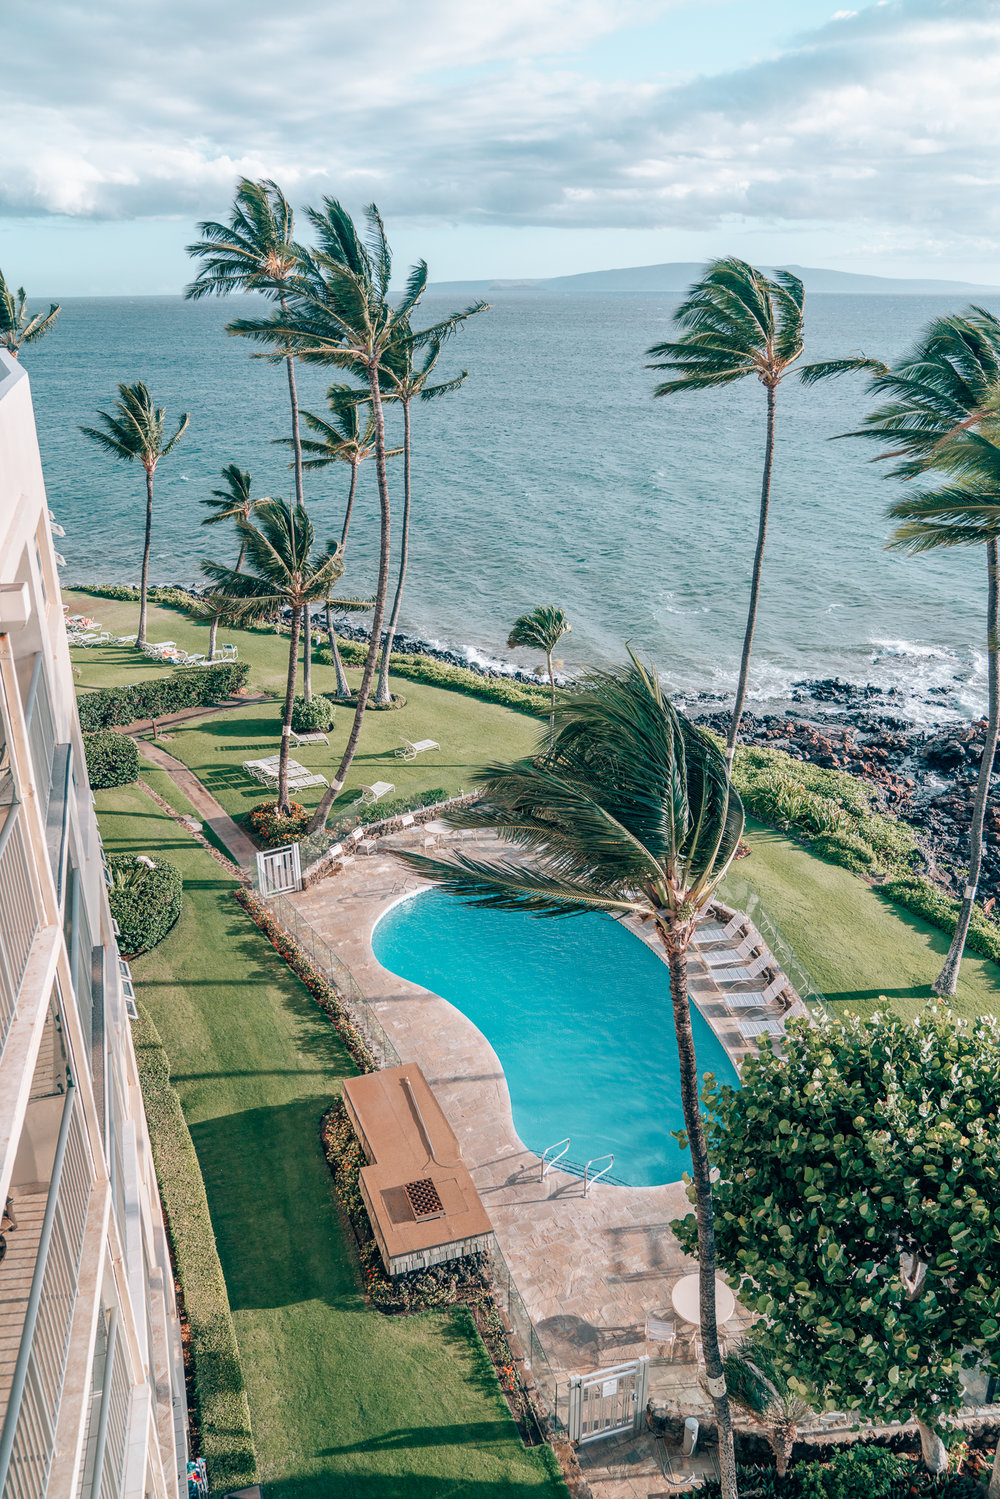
[404,1178,445,1219]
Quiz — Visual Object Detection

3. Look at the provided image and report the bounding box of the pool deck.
[285,828,806,1439]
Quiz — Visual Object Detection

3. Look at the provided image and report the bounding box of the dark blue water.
[22,289,999,722]
[373,890,740,1187]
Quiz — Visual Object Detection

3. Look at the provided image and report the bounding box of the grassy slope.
[735,820,1000,1022]
[67,588,539,817]
[97,783,564,1499]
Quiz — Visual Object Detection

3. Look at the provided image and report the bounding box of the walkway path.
[136,740,259,867]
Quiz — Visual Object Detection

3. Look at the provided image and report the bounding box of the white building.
[0,349,186,1498]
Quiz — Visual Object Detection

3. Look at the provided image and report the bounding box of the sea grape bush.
[83,730,139,788]
[77,661,250,730]
[290,694,334,734]
[678,1451,981,1498]
[70,582,199,609]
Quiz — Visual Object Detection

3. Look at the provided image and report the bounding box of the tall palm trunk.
[235,536,247,573]
[284,337,311,700]
[546,648,556,743]
[935,538,1000,995]
[326,605,352,698]
[137,465,155,647]
[662,934,738,1499]
[277,605,301,817]
[208,616,218,663]
[307,363,392,833]
[376,399,412,705]
[326,462,360,701]
[726,382,777,772]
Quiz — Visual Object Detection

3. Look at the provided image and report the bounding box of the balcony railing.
[23,656,55,824]
[0,1085,94,1499]
[0,804,42,1059]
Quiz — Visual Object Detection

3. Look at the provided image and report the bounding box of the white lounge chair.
[711,953,771,986]
[723,978,788,1012]
[359,781,394,805]
[287,772,329,789]
[395,738,440,761]
[703,933,758,968]
[290,728,329,746]
[739,1018,784,1041]
[695,911,747,945]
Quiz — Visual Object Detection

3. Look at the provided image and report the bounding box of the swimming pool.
[372,889,740,1188]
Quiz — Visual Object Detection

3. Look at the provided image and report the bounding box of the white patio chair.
[395,737,440,761]
[359,781,394,805]
[645,1314,676,1357]
[703,932,758,967]
[711,953,771,985]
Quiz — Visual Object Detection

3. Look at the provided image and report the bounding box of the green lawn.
[732,820,1000,1023]
[98,781,565,1499]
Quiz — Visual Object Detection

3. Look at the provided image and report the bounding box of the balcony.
[0,804,42,1060]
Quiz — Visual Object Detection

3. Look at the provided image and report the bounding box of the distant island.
[430,261,1000,297]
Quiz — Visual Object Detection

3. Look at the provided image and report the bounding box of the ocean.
[22,288,1000,725]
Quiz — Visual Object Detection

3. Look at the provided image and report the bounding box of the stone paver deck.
[286,830,806,1423]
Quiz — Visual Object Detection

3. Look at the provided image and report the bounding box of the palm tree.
[1,271,60,358]
[200,464,265,572]
[202,500,342,815]
[277,384,399,697]
[80,383,189,647]
[507,605,571,736]
[374,331,475,705]
[227,198,487,834]
[646,258,884,770]
[845,309,1000,994]
[393,654,745,1499]
[722,1336,812,1477]
[186,179,317,698]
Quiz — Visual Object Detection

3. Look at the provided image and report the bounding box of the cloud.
[2,0,999,258]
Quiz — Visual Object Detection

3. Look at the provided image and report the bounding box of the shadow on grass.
[320,1420,519,1455]
[823,984,934,1006]
[264,1475,559,1499]
[189,1097,353,1313]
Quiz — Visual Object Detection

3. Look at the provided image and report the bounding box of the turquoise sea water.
[23,289,1000,722]
[371,889,740,1187]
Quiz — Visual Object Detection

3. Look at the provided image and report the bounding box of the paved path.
[136,740,259,868]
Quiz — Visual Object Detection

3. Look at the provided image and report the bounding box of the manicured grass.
[97,783,566,1499]
[732,819,1000,1023]
[158,694,536,823]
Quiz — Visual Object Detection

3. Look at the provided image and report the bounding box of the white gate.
[255,842,302,896]
[566,1357,649,1444]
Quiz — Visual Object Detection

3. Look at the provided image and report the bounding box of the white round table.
[671,1272,736,1326]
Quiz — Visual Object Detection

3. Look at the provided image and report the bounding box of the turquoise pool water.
[372,890,740,1187]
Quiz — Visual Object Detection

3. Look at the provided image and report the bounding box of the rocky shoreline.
[690,678,999,903]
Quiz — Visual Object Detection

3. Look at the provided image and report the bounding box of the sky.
[2,0,999,296]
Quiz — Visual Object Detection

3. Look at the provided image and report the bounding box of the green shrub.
[108,854,182,956]
[809,830,878,875]
[83,730,138,789]
[320,641,550,715]
[70,582,200,610]
[247,801,310,846]
[796,1445,916,1499]
[132,1005,257,1492]
[857,813,921,870]
[77,660,250,731]
[290,694,335,734]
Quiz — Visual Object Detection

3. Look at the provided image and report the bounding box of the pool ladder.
[538,1139,616,1194]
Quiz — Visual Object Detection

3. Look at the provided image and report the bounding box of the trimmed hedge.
[247,801,310,846]
[322,640,551,715]
[678,1449,982,1498]
[108,854,183,956]
[291,694,335,734]
[69,582,200,609]
[77,661,250,731]
[882,875,1000,966]
[83,731,138,789]
[131,1004,258,1492]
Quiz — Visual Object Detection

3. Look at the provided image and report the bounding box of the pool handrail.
[539,1137,571,1180]
[583,1153,615,1194]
